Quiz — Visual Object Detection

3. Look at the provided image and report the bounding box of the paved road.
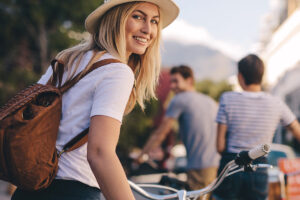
[0,180,11,200]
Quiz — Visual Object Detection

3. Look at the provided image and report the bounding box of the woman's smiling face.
[125,2,159,57]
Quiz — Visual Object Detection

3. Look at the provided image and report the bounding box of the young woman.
[11,0,179,199]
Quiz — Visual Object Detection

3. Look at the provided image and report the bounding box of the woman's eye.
[151,19,158,24]
[133,15,142,20]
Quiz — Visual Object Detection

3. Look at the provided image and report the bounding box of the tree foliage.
[0,0,102,104]
[118,99,160,155]
[196,79,233,101]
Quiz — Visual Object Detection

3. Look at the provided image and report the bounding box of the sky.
[161,0,270,60]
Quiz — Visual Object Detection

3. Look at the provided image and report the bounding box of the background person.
[11,0,179,200]
[214,54,300,200]
[137,65,220,197]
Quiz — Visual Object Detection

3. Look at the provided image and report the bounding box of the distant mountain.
[161,41,237,81]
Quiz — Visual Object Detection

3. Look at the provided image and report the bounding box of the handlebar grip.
[235,144,270,166]
[248,144,270,160]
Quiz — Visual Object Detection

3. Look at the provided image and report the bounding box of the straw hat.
[85,0,179,34]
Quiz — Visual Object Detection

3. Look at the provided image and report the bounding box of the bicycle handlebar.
[235,144,270,166]
[249,144,270,159]
[129,144,272,200]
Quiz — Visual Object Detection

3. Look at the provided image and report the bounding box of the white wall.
[262,8,300,96]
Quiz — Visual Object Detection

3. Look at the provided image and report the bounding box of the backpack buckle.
[57,149,66,158]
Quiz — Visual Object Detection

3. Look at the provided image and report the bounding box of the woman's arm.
[87,115,135,200]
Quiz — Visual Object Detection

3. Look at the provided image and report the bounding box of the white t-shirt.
[38,51,134,188]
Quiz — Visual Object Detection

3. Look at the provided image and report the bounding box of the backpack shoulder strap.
[58,128,89,157]
[59,58,120,93]
[57,57,121,157]
[48,51,121,93]
[49,59,64,87]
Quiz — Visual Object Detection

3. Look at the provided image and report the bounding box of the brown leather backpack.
[0,52,119,191]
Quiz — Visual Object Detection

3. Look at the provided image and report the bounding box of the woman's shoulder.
[95,52,134,76]
[84,51,134,87]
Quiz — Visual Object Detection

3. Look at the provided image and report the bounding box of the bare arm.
[137,117,175,162]
[286,119,300,142]
[87,115,135,200]
[216,123,228,154]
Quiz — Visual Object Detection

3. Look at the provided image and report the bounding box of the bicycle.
[128,144,272,200]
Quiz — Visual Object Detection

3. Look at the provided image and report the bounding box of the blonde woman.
[11,0,179,200]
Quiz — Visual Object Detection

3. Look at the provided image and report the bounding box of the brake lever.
[244,164,273,172]
[255,164,273,169]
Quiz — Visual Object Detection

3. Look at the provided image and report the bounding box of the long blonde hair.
[54,2,162,114]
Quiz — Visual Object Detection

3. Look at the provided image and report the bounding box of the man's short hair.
[170,65,194,80]
[238,54,264,85]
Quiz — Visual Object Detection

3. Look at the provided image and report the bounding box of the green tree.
[196,79,233,101]
[118,99,160,156]
[0,0,102,104]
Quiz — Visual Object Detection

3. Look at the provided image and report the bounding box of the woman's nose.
[141,20,151,35]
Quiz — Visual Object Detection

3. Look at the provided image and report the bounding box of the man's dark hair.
[170,65,194,80]
[238,54,264,85]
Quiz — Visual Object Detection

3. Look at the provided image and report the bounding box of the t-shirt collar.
[239,91,264,98]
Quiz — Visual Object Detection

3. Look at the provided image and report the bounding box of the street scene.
[1,0,300,199]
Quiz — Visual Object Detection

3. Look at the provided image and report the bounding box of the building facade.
[261,0,300,143]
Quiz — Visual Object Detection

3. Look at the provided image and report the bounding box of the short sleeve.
[90,64,134,122]
[216,94,228,124]
[37,66,53,85]
[279,100,296,126]
[166,96,183,119]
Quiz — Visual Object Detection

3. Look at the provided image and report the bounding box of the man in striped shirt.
[213,54,300,200]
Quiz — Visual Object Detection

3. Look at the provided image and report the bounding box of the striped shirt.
[216,91,296,153]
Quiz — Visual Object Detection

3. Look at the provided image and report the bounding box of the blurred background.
[1,0,300,199]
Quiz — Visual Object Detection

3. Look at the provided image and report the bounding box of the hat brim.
[85,0,179,34]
